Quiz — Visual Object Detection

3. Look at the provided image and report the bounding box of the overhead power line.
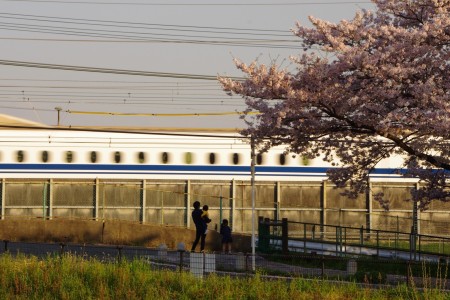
[67,110,260,117]
[0,59,242,80]
[0,77,221,85]
[2,1,372,6]
[0,14,308,49]
[0,104,256,117]
[0,21,297,42]
[0,12,291,34]
[0,36,299,48]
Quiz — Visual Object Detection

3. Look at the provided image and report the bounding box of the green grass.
[0,254,449,299]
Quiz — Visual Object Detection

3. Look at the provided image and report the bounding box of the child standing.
[201,204,211,234]
[220,219,232,254]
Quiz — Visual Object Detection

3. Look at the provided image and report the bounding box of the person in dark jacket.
[191,201,206,252]
[220,219,233,254]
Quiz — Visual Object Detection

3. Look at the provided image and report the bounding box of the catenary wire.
[0,59,240,80]
[1,1,373,6]
[0,21,298,43]
[0,12,293,36]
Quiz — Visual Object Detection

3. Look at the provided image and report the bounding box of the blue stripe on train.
[0,163,403,176]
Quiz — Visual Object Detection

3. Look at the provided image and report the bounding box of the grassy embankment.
[0,254,448,299]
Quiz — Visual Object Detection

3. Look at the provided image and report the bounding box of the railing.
[258,218,450,260]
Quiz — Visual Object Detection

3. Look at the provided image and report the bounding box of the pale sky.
[0,0,375,129]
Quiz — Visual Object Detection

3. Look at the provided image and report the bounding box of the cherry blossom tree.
[219,0,449,210]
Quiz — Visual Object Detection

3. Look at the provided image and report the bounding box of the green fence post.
[336,226,343,256]
[409,232,413,261]
[257,216,263,252]
[335,227,338,256]
[282,218,288,254]
[418,235,421,262]
[410,226,417,261]
[257,217,270,253]
[344,227,347,245]
[360,226,363,245]
[376,230,379,258]
[303,223,307,253]
[359,226,363,255]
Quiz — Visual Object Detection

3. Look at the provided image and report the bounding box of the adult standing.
[191,201,206,252]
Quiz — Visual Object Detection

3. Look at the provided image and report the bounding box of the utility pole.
[55,107,62,126]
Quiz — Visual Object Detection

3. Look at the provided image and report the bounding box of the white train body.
[0,129,409,182]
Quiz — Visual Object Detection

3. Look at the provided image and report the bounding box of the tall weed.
[0,254,448,299]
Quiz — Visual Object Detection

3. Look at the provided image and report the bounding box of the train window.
[279,154,286,165]
[184,152,193,164]
[301,155,310,166]
[232,153,240,165]
[17,150,25,163]
[41,151,49,163]
[90,151,97,163]
[256,153,264,165]
[209,153,216,164]
[114,151,121,163]
[137,152,146,163]
[66,151,74,163]
[161,152,170,164]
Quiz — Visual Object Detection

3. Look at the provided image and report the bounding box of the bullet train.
[0,126,408,182]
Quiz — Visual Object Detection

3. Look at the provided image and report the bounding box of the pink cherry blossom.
[218,0,449,210]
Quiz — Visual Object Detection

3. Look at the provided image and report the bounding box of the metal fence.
[258,218,450,261]
[1,179,450,237]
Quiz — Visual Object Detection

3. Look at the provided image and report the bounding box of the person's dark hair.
[202,205,209,211]
[222,219,228,225]
[193,201,200,209]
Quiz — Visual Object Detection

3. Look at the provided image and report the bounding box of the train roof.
[60,125,243,134]
[0,114,243,135]
[0,114,46,128]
